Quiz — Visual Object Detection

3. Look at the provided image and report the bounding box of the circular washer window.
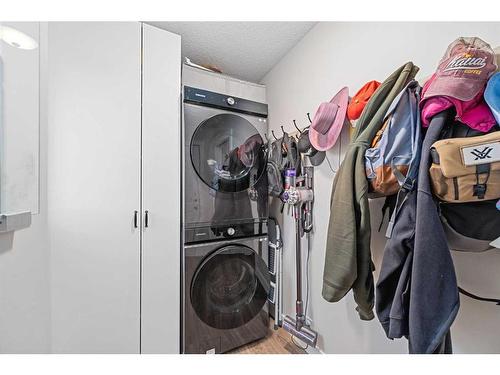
[190,113,266,193]
[190,244,269,330]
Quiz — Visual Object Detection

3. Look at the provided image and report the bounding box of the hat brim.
[347,104,364,121]
[308,150,325,166]
[424,75,486,102]
[485,72,500,124]
[309,87,349,151]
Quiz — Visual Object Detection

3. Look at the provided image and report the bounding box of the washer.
[183,235,269,354]
[183,86,269,243]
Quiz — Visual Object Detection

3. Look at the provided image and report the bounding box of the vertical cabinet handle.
[133,210,138,228]
[144,210,149,228]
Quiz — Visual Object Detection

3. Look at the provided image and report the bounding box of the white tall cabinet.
[140,24,182,354]
[48,22,181,353]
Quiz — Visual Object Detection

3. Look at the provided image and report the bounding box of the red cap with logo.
[423,37,497,102]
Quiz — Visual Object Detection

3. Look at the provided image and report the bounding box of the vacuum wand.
[294,208,305,329]
[281,167,318,348]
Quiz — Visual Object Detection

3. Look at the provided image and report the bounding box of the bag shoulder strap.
[384,81,422,238]
[267,160,283,197]
[392,80,422,188]
[270,140,282,166]
[285,136,300,172]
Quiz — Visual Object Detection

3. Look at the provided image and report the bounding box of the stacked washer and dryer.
[181,65,270,354]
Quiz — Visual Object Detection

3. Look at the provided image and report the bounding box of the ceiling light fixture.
[0,25,38,50]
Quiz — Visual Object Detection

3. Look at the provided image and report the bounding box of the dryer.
[183,86,269,243]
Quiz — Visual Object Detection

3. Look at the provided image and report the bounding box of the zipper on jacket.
[453,177,459,201]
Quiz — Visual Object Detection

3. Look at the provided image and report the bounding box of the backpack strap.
[270,139,283,166]
[285,135,301,174]
[459,287,500,305]
[385,81,422,238]
[378,194,397,232]
[385,181,414,238]
[473,163,491,199]
[393,81,422,188]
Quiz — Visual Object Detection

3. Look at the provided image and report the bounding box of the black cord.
[325,154,337,174]
[459,287,500,305]
[324,131,343,174]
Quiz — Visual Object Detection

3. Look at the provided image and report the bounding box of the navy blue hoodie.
[376,110,460,354]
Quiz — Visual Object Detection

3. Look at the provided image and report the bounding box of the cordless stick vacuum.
[281,167,318,348]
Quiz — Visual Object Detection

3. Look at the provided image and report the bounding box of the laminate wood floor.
[229,320,307,354]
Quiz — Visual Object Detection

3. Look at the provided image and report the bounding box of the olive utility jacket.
[322,62,419,320]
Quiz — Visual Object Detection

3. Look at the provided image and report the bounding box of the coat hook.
[293,119,302,133]
[271,130,278,140]
[306,112,313,124]
[281,125,287,136]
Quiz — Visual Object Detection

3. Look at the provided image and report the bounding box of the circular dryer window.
[190,244,269,330]
[190,113,266,193]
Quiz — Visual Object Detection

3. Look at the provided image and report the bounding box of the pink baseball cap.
[309,87,349,151]
[423,37,497,102]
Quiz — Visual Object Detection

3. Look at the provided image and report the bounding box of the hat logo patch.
[443,53,487,72]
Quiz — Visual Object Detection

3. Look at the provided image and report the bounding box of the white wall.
[0,22,50,353]
[263,22,500,354]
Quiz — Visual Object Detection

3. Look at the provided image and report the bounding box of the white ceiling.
[147,22,316,82]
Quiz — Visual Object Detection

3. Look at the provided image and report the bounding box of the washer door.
[190,244,269,330]
[190,113,266,193]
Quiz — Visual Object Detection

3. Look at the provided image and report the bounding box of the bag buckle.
[473,164,490,200]
[401,179,415,192]
[473,183,487,199]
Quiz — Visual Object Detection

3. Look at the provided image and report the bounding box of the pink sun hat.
[309,86,349,151]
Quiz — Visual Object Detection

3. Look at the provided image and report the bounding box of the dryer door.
[190,243,270,330]
[190,113,266,193]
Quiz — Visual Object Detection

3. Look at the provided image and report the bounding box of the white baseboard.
[306,345,324,354]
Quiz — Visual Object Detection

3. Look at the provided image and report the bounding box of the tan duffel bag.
[429,131,500,202]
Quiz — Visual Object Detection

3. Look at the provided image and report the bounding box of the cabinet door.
[48,22,142,353]
[140,24,181,353]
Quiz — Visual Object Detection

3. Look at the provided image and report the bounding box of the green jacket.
[322,62,419,320]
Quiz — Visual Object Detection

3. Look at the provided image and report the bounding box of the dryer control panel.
[184,86,268,118]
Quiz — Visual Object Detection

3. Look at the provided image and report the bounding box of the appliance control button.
[226,97,235,106]
[227,227,235,236]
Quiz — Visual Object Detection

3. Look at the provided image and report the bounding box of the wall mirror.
[0,22,40,215]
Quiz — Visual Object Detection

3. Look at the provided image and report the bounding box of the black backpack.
[437,120,500,251]
[435,119,500,305]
